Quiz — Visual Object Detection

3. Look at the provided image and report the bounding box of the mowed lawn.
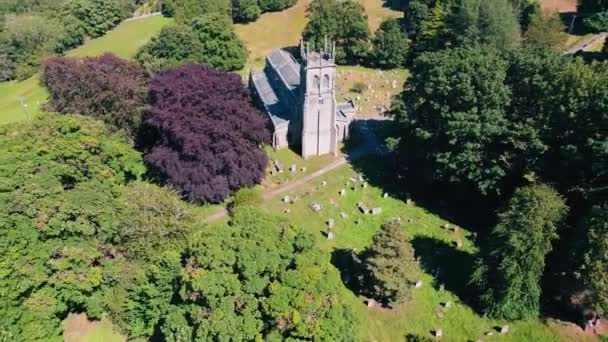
[0,15,172,125]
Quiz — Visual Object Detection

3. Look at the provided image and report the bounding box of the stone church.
[249,40,356,159]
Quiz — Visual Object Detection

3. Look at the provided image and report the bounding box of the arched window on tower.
[312,75,320,92]
[323,74,331,89]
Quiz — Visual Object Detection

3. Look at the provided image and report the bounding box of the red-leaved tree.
[41,53,148,137]
[142,64,270,203]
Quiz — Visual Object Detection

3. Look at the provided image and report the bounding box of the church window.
[323,74,331,89]
[312,75,320,91]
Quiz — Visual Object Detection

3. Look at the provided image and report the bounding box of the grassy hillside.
[0,15,172,125]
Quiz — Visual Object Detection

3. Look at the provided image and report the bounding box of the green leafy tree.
[232,0,261,22]
[173,0,231,23]
[371,18,410,68]
[525,11,568,49]
[258,0,296,12]
[470,184,568,320]
[449,0,521,50]
[303,0,370,64]
[136,14,246,72]
[415,0,452,52]
[66,0,127,38]
[575,204,608,315]
[362,221,417,306]
[119,182,195,260]
[120,207,358,340]
[391,47,518,195]
[0,114,144,341]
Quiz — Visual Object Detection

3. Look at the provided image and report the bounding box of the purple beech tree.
[41,53,148,137]
[142,64,270,203]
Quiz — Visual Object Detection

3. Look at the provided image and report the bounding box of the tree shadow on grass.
[330,248,366,298]
[411,236,477,306]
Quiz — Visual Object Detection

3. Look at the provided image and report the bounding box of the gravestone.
[352,186,357,192]
[500,325,509,334]
[443,301,452,309]
[270,169,277,176]
[435,329,443,337]
[311,202,322,212]
[456,240,463,249]
[283,196,290,203]
[327,230,334,240]
[362,182,368,188]
[414,280,423,288]
[357,202,370,214]
[406,198,413,205]
[383,193,389,198]
[439,284,445,291]
[327,218,335,228]
[408,218,414,224]
[371,207,382,215]
[367,299,376,308]
[339,189,346,196]
[349,177,358,183]
[301,167,307,172]
[392,80,398,89]
[290,164,296,173]
[340,212,349,219]
[321,181,327,187]
[355,218,362,225]
[283,208,291,214]
[358,175,364,182]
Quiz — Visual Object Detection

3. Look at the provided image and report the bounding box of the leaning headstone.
[371,207,382,215]
[357,202,370,214]
[283,196,290,203]
[270,169,277,176]
[414,280,423,288]
[340,212,349,219]
[327,218,335,228]
[500,325,509,334]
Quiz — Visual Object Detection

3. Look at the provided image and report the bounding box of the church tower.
[300,39,338,159]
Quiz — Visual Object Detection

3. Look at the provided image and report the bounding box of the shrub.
[351,82,366,93]
[371,18,410,69]
[142,64,270,203]
[229,187,262,212]
[41,53,148,138]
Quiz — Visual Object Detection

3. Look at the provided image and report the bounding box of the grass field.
[0,15,172,126]
[257,155,591,342]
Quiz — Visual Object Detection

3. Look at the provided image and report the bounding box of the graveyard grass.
[255,153,589,341]
[0,15,172,125]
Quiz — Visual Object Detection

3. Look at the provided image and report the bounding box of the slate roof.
[251,71,290,128]
[266,50,301,92]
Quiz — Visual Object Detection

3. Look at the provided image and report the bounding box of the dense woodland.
[0,0,607,341]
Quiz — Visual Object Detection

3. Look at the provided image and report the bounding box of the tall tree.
[173,0,231,23]
[142,64,270,204]
[41,53,148,138]
[232,0,261,23]
[575,204,608,315]
[362,221,417,307]
[391,47,519,195]
[449,0,521,50]
[471,184,568,320]
[303,0,370,64]
[371,18,410,68]
[525,11,568,49]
